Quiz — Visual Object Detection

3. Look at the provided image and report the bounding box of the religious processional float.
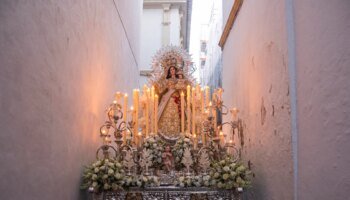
[81,46,251,200]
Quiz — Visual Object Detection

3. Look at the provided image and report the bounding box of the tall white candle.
[114,92,122,104]
[154,94,159,133]
[133,89,139,141]
[186,85,191,133]
[123,93,128,144]
[151,86,155,133]
[192,88,196,135]
[181,92,185,134]
[205,86,210,107]
[145,89,150,137]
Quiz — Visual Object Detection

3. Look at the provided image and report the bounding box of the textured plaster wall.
[294,0,350,199]
[222,0,293,199]
[0,0,141,199]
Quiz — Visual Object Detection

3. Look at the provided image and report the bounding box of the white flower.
[203,175,210,181]
[94,168,99,173]
[92,174,98,180]
[142,176,148,182]
[114,173,122,180]
[179,176,185,182]
[204,181,209,186]
[92,181,98,187]
[223,166,230,172]
[137,180,142,187]
[115,162,122,168]
[104,183,110,190]
[95,161,102,166]
[108,169,114,175]
[223,174,229,180]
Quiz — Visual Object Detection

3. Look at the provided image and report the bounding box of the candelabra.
[97,101,135,160]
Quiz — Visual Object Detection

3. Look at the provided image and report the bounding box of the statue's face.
[170,67,176,76]
[166,146,171,151]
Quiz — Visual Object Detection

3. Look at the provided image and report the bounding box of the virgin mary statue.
[149,46,194,141]
[157,65,187,139]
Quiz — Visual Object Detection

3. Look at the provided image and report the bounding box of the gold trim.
[218,0,244,50]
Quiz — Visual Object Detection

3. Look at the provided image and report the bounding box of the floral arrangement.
[81,157,161,192]
[172,136,193,170]
[209,157,251,190]
[123,175,160,188]
[142,135,166,169]
[81,158,125,192]
[174,174,211,187]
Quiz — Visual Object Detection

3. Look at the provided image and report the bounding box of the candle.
[151,86,155,99]
[186,85,191,133]
[134,89,139,139]
[219,130,225,147]
[201,89,204,114]
[205,86,210,107]
[218,88,223,102]
[212,93,217,135]
[208,101,212,116]
[145,89,150,137]
[192,88,196,135]
[130,106,135,144]
[123,93,128,144]
[126,129,131,141]
[193,134,198,150]
[181,92,185,134]
[154,94,159,133]
[138,131,142,148]
[113,100,118,119]
[114,92,122,104]
[151,86,155,133]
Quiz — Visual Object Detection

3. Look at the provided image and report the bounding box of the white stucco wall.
[222,0,293,199]
[294,0,350,199]
[170,8,181,45]
[0,0,141,199]
[222,0,350,199]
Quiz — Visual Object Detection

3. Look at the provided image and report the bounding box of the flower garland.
[174,174,211,187]
[172,136,193,170]
[142,135,166,169]
[209,157,251,190]
[123,175,160,188]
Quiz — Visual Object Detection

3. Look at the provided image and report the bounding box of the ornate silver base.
[91,186,243,200]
